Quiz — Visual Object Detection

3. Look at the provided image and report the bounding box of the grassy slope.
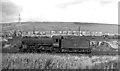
[2,53,119,69]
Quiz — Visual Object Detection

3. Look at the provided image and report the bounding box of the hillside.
[2,22,118,34]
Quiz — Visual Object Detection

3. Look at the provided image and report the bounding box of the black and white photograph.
[0,0,119,70]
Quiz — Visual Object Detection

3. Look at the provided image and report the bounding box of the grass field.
[2,53,119,69]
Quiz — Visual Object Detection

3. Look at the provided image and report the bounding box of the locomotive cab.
[52,36,63,52]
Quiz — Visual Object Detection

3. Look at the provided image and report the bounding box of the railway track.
[2,47,119,57]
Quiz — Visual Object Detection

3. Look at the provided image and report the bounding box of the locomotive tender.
[19,35,92,53]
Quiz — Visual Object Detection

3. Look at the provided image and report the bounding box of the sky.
[1,0,119,24]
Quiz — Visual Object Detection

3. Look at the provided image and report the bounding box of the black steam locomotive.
[19,35,92,53]
[17,34,119,54]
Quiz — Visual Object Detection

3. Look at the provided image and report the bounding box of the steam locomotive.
[19,35,93,53]
[19,34,118,53]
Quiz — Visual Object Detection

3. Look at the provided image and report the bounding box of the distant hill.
[1,21,119,26]
[74,22,118,25]
[1,21,119,34]
[0,21,118,25]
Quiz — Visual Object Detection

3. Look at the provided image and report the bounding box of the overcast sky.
[1,0,119,24]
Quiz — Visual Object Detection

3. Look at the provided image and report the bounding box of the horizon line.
[0,21,118,25]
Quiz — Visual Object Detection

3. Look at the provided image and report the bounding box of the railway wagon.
[19,36,92,53]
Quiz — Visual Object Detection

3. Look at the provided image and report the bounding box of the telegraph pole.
[33,25,35,34]
[18,13,22,31]
[78,26,81,36]
[18,13,23,37]
[78,26,80,31]
[18,13,21,23]
[14,13,21,37]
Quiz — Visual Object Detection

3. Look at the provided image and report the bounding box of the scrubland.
[2,53,119,69]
